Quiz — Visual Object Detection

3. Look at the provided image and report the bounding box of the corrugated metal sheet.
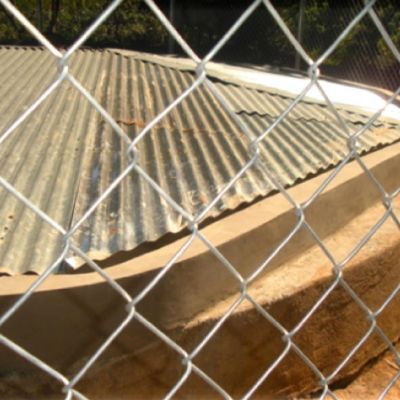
[0,47,399,275]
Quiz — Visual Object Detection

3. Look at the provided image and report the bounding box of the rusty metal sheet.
[0,47,398,275]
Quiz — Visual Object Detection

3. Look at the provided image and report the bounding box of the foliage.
[0,0,398,89]
[0,0,167,49]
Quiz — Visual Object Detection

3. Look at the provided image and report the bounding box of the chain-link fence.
[0,0,399,399]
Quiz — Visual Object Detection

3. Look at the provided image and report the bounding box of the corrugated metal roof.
[0,47,399,275]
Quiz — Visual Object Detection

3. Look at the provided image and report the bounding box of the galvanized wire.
[0,0,399,399]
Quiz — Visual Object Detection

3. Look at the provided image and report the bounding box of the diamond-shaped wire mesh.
[0,0,399,398]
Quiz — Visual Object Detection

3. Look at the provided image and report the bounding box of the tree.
[36,0,43,30]
[47,0,61,35]
[0,0,398,90]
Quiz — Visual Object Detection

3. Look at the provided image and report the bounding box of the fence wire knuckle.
[0,0,399,398]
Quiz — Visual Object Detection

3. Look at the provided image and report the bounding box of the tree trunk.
[48,0,61,35]
[36,0,43,31]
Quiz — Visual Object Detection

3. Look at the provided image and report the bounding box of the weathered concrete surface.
[0,143,399,398]
[1,197,399,399]
[73,197,400,399]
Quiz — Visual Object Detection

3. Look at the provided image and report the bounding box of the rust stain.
[117,118,146,128]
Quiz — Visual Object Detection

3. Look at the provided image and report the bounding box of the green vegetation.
[0,0,167,50]
[0,1,398,89]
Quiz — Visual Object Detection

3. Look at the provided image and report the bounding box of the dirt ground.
[294,342,400,400]
[332,345,400,400]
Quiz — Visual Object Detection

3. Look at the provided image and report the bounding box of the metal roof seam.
[0,47,399,275]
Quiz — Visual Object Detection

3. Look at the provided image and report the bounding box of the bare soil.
[332,345,400,400]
